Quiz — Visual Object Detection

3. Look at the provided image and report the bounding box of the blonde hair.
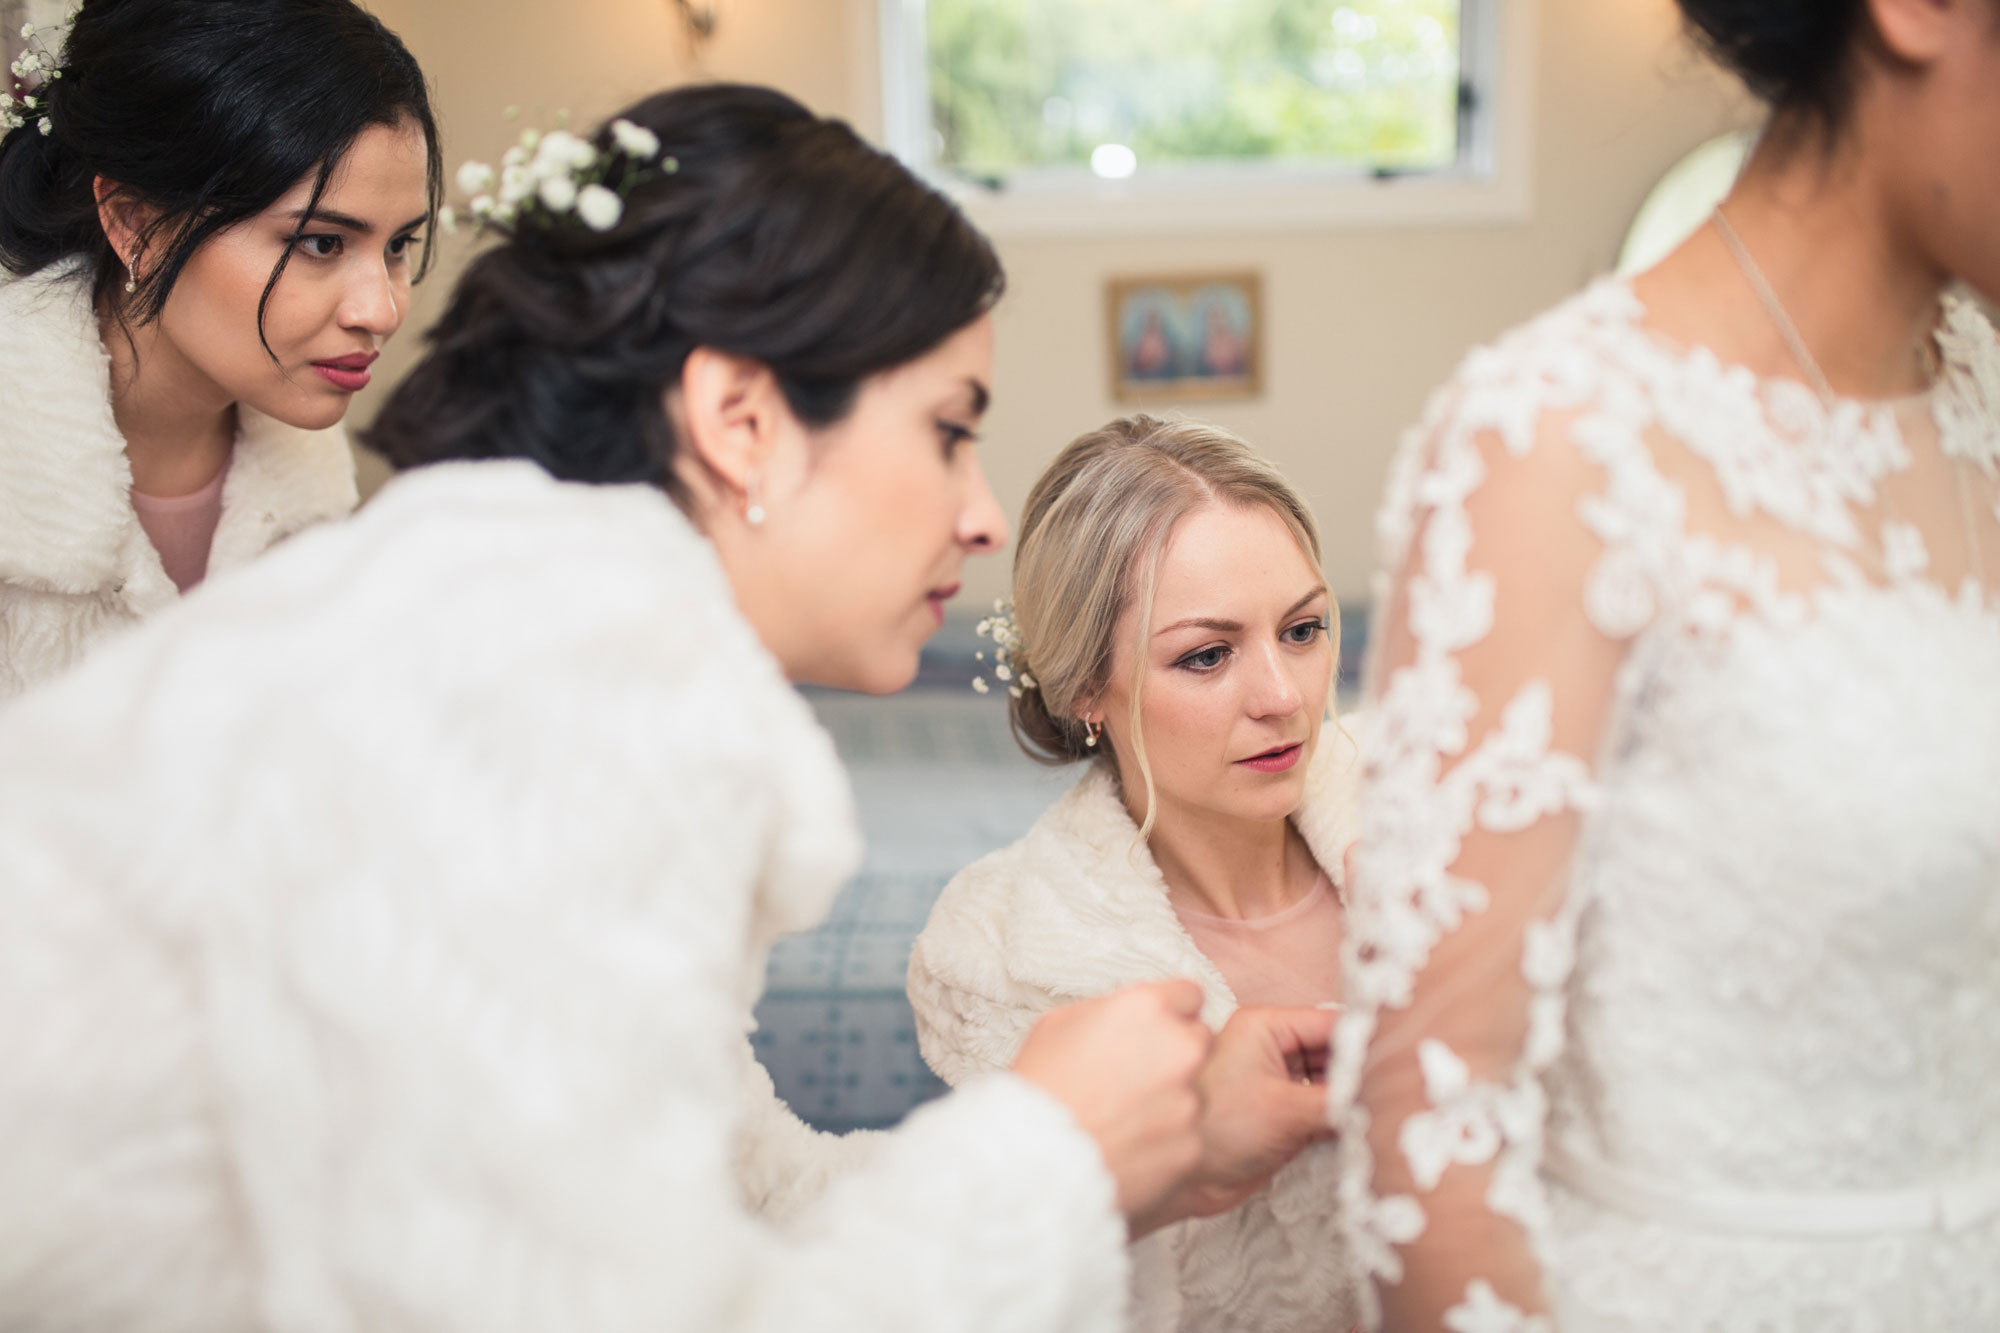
[1007,414,1336,838]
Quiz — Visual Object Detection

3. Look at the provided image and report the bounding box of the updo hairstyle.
[1676,0,1869,132]
[1007,414,1332,830]
[365,84,1005,512]
[0,0,441,344]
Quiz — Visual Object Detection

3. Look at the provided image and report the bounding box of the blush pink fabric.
[131,464,228,594]
[1173,872,1343,1009]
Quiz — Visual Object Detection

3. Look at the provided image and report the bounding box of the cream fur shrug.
[0,263,358,701]
[908,728,1368,1333]
[0,461,1128,1333]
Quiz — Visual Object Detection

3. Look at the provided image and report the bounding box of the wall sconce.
[669,0,720,45]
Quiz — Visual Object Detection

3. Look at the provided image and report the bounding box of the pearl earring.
[744,472,766,528]
[1083,720,1100,748]
[123,269,136,295]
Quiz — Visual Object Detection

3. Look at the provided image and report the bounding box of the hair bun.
[1676,0,1865,122]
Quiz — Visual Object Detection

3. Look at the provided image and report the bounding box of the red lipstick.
[925,582,961,627]
[1237,742,1303,774]
[311,350,378,393]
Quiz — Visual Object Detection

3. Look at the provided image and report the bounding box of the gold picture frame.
[1106,271,1263,403]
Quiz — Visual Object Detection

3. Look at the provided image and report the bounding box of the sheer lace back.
[1332,280,2000,1332]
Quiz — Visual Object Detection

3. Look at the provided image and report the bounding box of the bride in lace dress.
[1331,1,2000,1328]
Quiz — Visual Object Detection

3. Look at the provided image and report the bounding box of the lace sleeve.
[1331,378,1658,1331]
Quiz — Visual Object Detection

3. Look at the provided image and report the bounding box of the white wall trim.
[877,0,1537,238]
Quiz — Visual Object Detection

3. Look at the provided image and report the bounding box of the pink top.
[1173,872,1344,1009]
[131,463,228,594]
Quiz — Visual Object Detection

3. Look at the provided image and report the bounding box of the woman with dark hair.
[0,0,439,700]
[1333,0,2000,1328]
[0,85,1333,1330]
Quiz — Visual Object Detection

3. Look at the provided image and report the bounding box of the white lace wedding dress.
[1329,279,2000,1331]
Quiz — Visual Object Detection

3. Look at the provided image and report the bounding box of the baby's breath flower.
[497,162,533,207]
[972,599,1031,702]
[533,129,594,175]
[536,173,577,213]
[609,117,660,160]
[971,676,990,695]
[574,183,622,231]
[37,116,50,136]
[456,161,494,196]
[436,205,458,233]
[20,22,35,38]
[446,107,669,239]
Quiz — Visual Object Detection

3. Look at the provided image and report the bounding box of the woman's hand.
[1131,1004,1338,1236]
[1010,980,1213,1231]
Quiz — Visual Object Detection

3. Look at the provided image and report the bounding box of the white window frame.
[878,0,1534,237]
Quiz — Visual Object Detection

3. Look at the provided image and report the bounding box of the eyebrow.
[287,208,432,236]
[1152,585,1328,638]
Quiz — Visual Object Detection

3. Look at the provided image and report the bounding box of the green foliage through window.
[926,0,1463,179]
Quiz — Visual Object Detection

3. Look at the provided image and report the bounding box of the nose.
[1243,640,1304,720]
[338,257,408,341]
[957,451,1010,555]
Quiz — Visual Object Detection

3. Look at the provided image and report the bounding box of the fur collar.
[0,263,357,599]
[937,718,1364,1030]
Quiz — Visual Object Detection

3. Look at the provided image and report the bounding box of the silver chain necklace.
[1710,206,1987,591]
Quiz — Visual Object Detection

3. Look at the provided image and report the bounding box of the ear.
[670,346,788,521]
[93,176,156,276]
[1867,0,1955,64]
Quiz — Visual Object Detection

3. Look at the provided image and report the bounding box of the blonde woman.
[908,414,1361,1333]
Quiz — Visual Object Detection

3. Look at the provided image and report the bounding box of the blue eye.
[1283,618,1327,645]
[1175,645,1230,672]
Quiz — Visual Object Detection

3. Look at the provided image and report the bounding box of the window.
[880,0,1532,234]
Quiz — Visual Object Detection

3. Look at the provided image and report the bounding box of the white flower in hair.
[609,117,661,160]
[574,183,623,231]
[497,162,533,209]
[972,599,1030,699]
[5,17,64,136]
[537,173,577,213]
[532,129,595,177]
[445,108,673,235]
[456,161,495,196]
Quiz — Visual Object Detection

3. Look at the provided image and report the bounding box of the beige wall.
[356,0,1754,608]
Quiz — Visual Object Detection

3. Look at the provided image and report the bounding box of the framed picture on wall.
[1106,271,1263,404]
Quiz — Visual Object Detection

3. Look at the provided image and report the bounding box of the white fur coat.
[908,728,1367,1333]
[0,263,358,701]
[0,461,1128,1333]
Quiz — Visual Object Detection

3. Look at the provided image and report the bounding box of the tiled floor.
[751,687,1071,1131]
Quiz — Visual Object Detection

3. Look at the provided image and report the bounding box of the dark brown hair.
[365,84,1006,509]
